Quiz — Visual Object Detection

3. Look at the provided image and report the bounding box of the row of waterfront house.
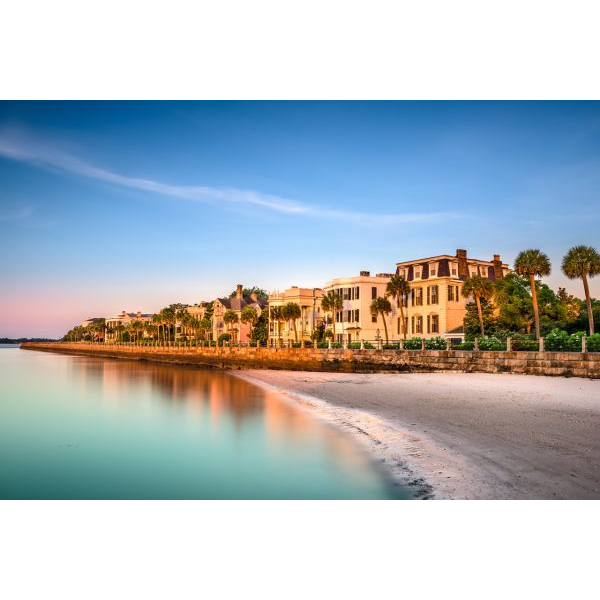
[82,248,509,345]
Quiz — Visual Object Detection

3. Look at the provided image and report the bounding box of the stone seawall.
[20,342,600,378]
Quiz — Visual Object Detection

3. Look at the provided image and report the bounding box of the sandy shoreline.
[235,370,600,499]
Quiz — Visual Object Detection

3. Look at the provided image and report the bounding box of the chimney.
[456,249,468,280]
[360,270,370,277]
[236,284,243,299]
[492,254,504,279]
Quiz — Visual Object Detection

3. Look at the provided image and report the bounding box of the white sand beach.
[236,370,600,499]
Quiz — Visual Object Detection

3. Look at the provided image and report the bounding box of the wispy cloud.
[0,128,458,225]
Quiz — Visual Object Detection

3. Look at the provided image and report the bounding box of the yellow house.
[104,310,153,343]
[267,286,324,345]
[395,249,510,342]
[323,272,397,344]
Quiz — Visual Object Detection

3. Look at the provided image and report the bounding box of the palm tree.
[240,305,258,341]
[386,274,411,340]
[161,307,176,342]
[370,297,392,345]
[461,275,495,337]
[174,305,189,341]
[199,317,212,342]
[223,310,239,343]
[514,249,551,340]
[321,290,343,342]
[115,323,126,344]
[282,302,302,343]
[152,313,163,343]
[562,245,600,336]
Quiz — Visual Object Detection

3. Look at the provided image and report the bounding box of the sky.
[1,101,599,338]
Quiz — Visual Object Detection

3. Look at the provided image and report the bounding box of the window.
[430,265,436,277]
[428,285,439,305]
[355,286,360,300]
[427,314,439,334]
[448,285,459,301]
[354,309,360,322]
[372,314,377,323]
[452,267,457,276]
[397,317,408,335]
[413,288,423,306]
[371,286,377,299]
[415,270,421,279]
[414,316,423,334]
[343,288,350,300]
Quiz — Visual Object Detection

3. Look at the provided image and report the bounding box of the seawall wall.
[19,342,600,379]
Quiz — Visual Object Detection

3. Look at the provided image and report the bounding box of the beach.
[236,370,600,499]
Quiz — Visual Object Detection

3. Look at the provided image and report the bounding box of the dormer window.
[415,270,421,279]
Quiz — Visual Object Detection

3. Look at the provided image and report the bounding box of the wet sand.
[235,370,600,499]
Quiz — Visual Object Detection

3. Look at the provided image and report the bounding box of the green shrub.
[478,336,505,351]
[291,342,302,348]
[454,341,475,350]
[383,342,400,350]
[330,342,342,349]
[403,337,423,350]
[425,336,447,350]
[218,333,231,342]
[545,329,584,351]
[363,342,375,349]
[511,339,539,351]
[348,342,362,349]
[587,333,600,352]
[317,341,329,349]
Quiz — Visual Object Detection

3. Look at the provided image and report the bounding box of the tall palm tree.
[562,245,600,335]
[223,310,239,342]
[386,274,411,340]
[370,297,392,345]
[461,275,495,337]
[115,323,126,344]
[174,305,189,341]
[199,317,212,342]
[514,249,551,340]
[241,305,258,341]
[282,302,302,343]
[152,313,163,343]
[321,290,343,342]
[161,307,176,342]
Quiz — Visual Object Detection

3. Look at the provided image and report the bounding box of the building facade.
[322,271,397,344]
[104,310,153,343]
[395,249,510,342]
[267,286,324,345]
[212,284,267,343]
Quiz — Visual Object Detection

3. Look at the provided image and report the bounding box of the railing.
[55,334,599,354]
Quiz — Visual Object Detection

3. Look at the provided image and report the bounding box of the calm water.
[0,347,408,499]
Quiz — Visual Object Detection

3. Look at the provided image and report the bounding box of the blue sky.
[1,101,599,337]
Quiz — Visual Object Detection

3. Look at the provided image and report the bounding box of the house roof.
[216,295,267,311]
[447,325,464,334]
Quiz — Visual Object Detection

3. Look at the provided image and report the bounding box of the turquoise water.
[0,347,408,499]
